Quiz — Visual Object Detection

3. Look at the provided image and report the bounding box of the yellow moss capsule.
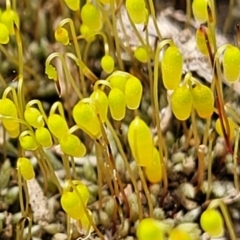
[161,45,183,90]
[48,114,69,139]
[196,27,213,55]
[192,0,208,23]
[7,126,20,138]
[60,133,86,157]
[171,86,193,121]
[61,182,90,220]
[64,0,80,11]
[108,74,128,92]
[215,117,236,141]
[101,55,114,74]
[200,209,223,237]
[54,27,69,45]
[19,135,38,151]
[128,117,154,166]
[61,191,84,220]
[0,98,20,132]
[45,64,57,81]
[144,148,162,183]
[73,102,101,139]
[81,3,102,31]
[134,46,149,63]
[17,157,35,181]
[190,83,214,119]
[90,89,108,122]
[169,228,191,240]
[24,107,44,128]
[0,22,9,44]
[137,218,164,240]
[223,45,240,83]
[124,76,142,110]
[0,9,20,35]
[126,0,147,24]
[35,127,53,148]
[108,88,126,121]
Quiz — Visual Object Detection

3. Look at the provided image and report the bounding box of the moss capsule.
[223,45,240,83]
[0,9,19,35]
[128,117,154,166]
[60,133,86,157]
[215,117,236,141]
[17,157,35,181]
[54,27,69,45]
[81,3,102,31]
[124,76,142,110]
[196,27,213,55]
[144,148,163,183]
[45,64,57,81]
[64,0,80,11]
[0,98,20,135]
[73,102,101,139]
[126,0,147,24]
[169,228,191,240]
[190,83,214,119]
[48,114,69,139]
[19,135,38,151]
[35,127,53,148]
[134,46,149,63]
[101,55,114,74]
[200,209,223,237]
[90,89,108,122]
[171,86,192,121]
[192,0,208,23]
[24,107,44,128]
[108,88,126,121]
[108,74,128,92]
[137,218,164,240]
[0,22,9,44]
[161,45,183,90]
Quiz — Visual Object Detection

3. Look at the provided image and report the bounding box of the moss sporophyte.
[0,0,239,239]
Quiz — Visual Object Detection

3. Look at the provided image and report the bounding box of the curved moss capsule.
[0,22,9,44]
[73,102,101,139]
[0,98,20,132]
[196,27,213,55]
[223,45,240,83]
[90,89,108,122]
[200,209,224,237]
[48,114,69,139]
[35,127,53,148]
[171,86,193,121]
[192,0,208,23]
[137,218,164,240]
[108,74,128,92]
[0,9,20,35]
[161,45,183,90]
[190,83,214,119]
[128,117,154,166]
[101,55,114,74]
[134,46,149,63]
[24,107,44,128]
[81,3,102,31]
[169,228,191,240]
[61,191,84,220]
[215,117,236,141]
[124,76,143,110]
[108,88,126,121]
[144,148,162,183]
[54,27,69,45]
[126,0,147,24]
[7,126,20,138]
[60,133,86,157]
[45,64,57,81]
[19,135,38,151]
[17,157,35,181]
[64,0,80,11]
